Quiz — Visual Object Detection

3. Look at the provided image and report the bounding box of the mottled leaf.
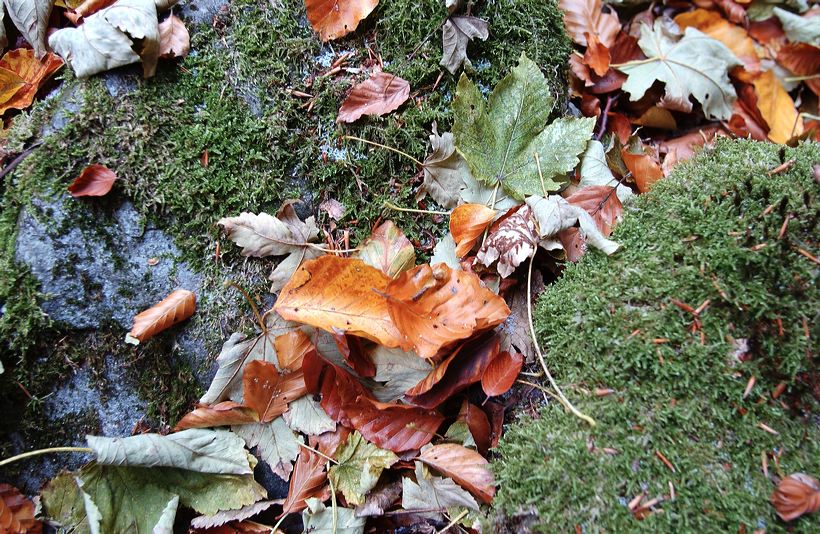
[356,221,416,278]
[337,72,410,123]
[476,205,538,278]
[328,431,398,506]
[232,419,303,480]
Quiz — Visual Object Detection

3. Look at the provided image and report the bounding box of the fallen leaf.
[476,205,538,278]
[232,419,303,480]
[125,288,195,345]
[283,395,336,435]
[774,7,820,45]
[418,443,496,504]
[242,360,307,422]
[559,0,620,47]
[453,53,596,199]
[274,255,404,348]
[0,49,63,115]
[65,0,118,23]
[752,69,804,143]
[4,0,52,58]
[771,473,820,521]
[565,185,623,236]
[273,329,314,372]
[402,461,479,512]
[440,15,490,74]
[319,198,344,220]
[385,262,510,358]
[328,431,399,506]
[420,125,472,209]
[481,351,524,397]
[621,143,664,192]
[526,195,620,254]
[675,8,760,71]
[305,0,379,42]
[450,203,496,257]
[369,345,433,402]
[158,13,190,59]
[333,332,376,377]
[497,280,536,363]
[455,400,492,455]
[174,401,259,431]
[777,42,820,96]
[715,0,748,26]
[354,480,402,517]
[337,72,410,123]
[356,221,416,278]
[617,21,742,120]
[578,140,634,202]
[583,32,611,76]
[49,0,161,78]
[278,449,329,517]
[67,164,117,197]
[190,501,279,530]
[0,483,41,534]
[301,498,365,534]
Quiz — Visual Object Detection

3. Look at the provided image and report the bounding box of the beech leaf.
[450,203,496,257]
[242,360,307,423]
[328,431,399,506]
[356,220,416,278]
[440,16,489,74]
[402,462,479,512]
[751,69,804,144]
[125,288,195,345]
[558,0,620,47]
[174,401,259,431]
[278,449,329,517]
[4,0,53,58]
[770,473,820,521]
[418,443,496,504]
[481,351,524,396]
[67,164,117,198]
[305,0,379,42]
[0,483,40,534]
[0,49,63,115]
[232,419,303,480]
[337,72,410,123]
[476,205,538,278]
[158,13,190,59]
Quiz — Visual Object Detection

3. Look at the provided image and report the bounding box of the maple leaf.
[418,443,496,504]
[559,0,620,47]
[0,49,63,115]
[481,350,524,397]
[476,204,538,278]
[675,8,760,71]
[305,0,379,42]
[67,164,117,198]
[174,401,259,431]
[337,72,410,123]
[125,288,196,345]
[441,15,489,74]
[4,0,52,58]
[385,262,510,358]
[751,70,804,144]
[356,220,416,278]
[0,484,41,534]
[774,7,820,45]
[770,473,820,521]
[402,462,479,512]
[301,498,365,534]
[232,419,303,480]
[453,53,596,200]
[158,13,190,59]
[49,0,161,78]
[328,431,399,506]
[617,21,742,120]
[450,203,496,257]
[242,360,307,422]
[420,126,470,209]
[278,449,329,517]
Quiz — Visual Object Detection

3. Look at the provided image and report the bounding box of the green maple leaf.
[328,431,399,506]
[453,53,595,200]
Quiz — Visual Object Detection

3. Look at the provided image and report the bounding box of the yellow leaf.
[752,70,804,144]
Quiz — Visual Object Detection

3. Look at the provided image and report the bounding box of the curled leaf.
[67,164,117,198]
[0,49,63,115]
[450,203,496,257]
[0,483,40,534]
[418,443,496,504]
[174,401,259,431]
[125,288,195,345]
[356,221,416,278]
[337,72,410,123]
[440,15,489,74]
[242,360,307,423]
[559,0,620,47]
[771,473,820,521]
[476,205,538,278]
[158,13,190,59]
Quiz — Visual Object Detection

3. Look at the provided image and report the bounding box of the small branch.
[328,462,338,533]
[438,509,469,533]
[306,243,360,253]
[297,441,338,464]
[343,135,424,167]
[595,95,618,141]
[0,446,93,468]
[383,201,450,216]
[223,280,267,335]
[0,142,43,183]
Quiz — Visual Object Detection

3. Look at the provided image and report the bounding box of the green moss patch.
[493,140,819,532]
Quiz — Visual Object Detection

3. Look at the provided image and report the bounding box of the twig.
[383,201,450,216]
[297,441,338,464]
[595,95,617,141]
[0,446,92,468]
[0,142,43,183]
[534,152,548,197]
[437,509,469,533]
[328,462,338,533]
[343,135,424,166]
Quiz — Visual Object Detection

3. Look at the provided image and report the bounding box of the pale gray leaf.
[402,462,479,512]
[190,500,278,529]
[4,0,52,58]
[774,7,820,45]
[152,495,179,534]
[232,418,303,480]
[440,16,489,75]
[579,140,634,203]
[302,498,365,534]
[354,481,402,517]
[369,345,432,402]
[431,233,460,270]
[283,395,336,435]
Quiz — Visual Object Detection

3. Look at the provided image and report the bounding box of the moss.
[492,140,819,532]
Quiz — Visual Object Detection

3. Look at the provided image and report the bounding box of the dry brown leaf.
[675,9,759,71]
[125,288,195,344]
[715,0,748,27]
[778,43,820,96]
[418,443,496,504]
[449,203,496,257]
[242,360,307,423]
[278,448,330,517]
[384,263,510,358]
[752,70,804,144]
[559,0,620,47]
[0,49,63,115]
[305,0,379,42]
[274,255,404,348]
[621,144,663,192]
[67,164,117,197]
[274,329,314,372]
[66,0,116,23]
[583,32,611,76]
[332,332,376,377]
[771,473,820,521]
[456,400,492,455]
[158,14,190,59]
[356,220,416,278]
[565,185,622,236]
[174,401,259,431]
[481,351,524,397]
[0,484,41,534]
[632,106,677,130]
[337,72,410,123]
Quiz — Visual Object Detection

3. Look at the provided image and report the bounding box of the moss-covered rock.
[492,140,819,532]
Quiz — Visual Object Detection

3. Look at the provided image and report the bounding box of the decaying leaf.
[420,126,471,209]
[559,0,620,47]
[283,395,336,435]
[418,443,495,504]
[565,185,622,237]
[384,262,510,358]
[301,498,365,534]
[0,483,40,534]
[49,0,161,78]
[190,500,279,530]
[402,462,479,512]
[232,419,303,480]
[476,205,538,278]
[158,13,190,59]
[773,7,820,45]
[337,72,410,123]
[200,329,279,404]
[356,221,416,278]
[174,401,259,431]
[67,164,117,198]
[481,351,523,397]
[354,480,402,517]
[578,140,634,202]
[526,195,620,255]
[771,473,820,521]
[0,49,63,115]
[450,203,496,257]
[4,0,52,58]
[242,360,307,422]
[328,431,399,506]
[777,42,820,97]
[617,21,742,120]
[305,0,379,42]
[125,288,196,345]
[278,449,329,517]
[674,8,760,71]
[440,15,489,74]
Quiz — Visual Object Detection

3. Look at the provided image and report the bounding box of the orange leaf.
[125,289,195,344]
[751,70,804,144]
[480,351,524,397]
[173,401,259,431]
[274,255,404,348]
[675,9,759,71]
[278,448,329,517]
[67,164,117,197]
[778,43,820,97]
[274,329,314,372]
[559,0,620,47]
[771,473,820,521]
[0,483,41,534]
[418,443,496,504]
[621,145,663,192]
[356,220,416,278]
[385,263,510,358]
[583,32,611,76]
[565,185,623,236]
[0,49,63,115]
[68,0,116,22]
[305,0,379,42]
[242,360,307,423]
[337,72,410,123]
[450,203,496,257]
[159,14,190,59]
[332,332,376,377]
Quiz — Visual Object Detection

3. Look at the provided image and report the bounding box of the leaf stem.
[297,441,338,464]
[328,462,338,533]
[534,152,548,197]
[306,243,360,254]
[0,446,93,468]
[383,201,450,216]
[438,509,469,533]
[343,135,424,167]
[526,254,596,426]
[224,280,267,335]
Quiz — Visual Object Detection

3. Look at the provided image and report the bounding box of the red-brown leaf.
[332,332,376,377]
[305,0,379,42]
[484,399,505,448]
[0,484,41,534]
[565,185,623,236]
[337,72,410,123]
[67,164,116,197]
[242,360,307,422]
[621,145,663,192]
[174,401,259,431]
[450,204,496,257]
[274,329,314,372]
[481,351,524,397]
[125,289,196,344]
[418,443,496,504]
[583,32,610,76]
[559,0,620,47]
[278,449,330,517]
[778,43,820,97]
[771,473,820,521]
[457,400,492,456]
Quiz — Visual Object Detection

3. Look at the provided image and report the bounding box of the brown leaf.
[125,289,195,344]
[484,399,505,448]
[715,0,748,27]
[583,32,611,76]
[274,256,404,348]
[274,329,314,372]
[174,401,259,431]
[278,448,329,517]
[559,0,620,47]
[778,43,820,97]
[481,351,524,397]
[67,164,117,197]
[751,70,804,144]
[158,14,190,59]
[311,426,353,458]
[771,473,820,521]
[0,49,63,115]
[332,332,376,377]
[565,185,622,236]
[356,221,416,278]
[384,263,510,358]
[354,480,402,517]
[418,443,496,504]
[476,205,538,278]
[242,360,307,422]
[450,204,496,257]
[337,72,410,123]
[0,484,41,534]
[621,145,663,192]
[456,400,491,456]
[305,0,379,42]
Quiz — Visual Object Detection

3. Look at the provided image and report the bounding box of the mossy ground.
[492,140,819,532]
[0,0,571,458]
